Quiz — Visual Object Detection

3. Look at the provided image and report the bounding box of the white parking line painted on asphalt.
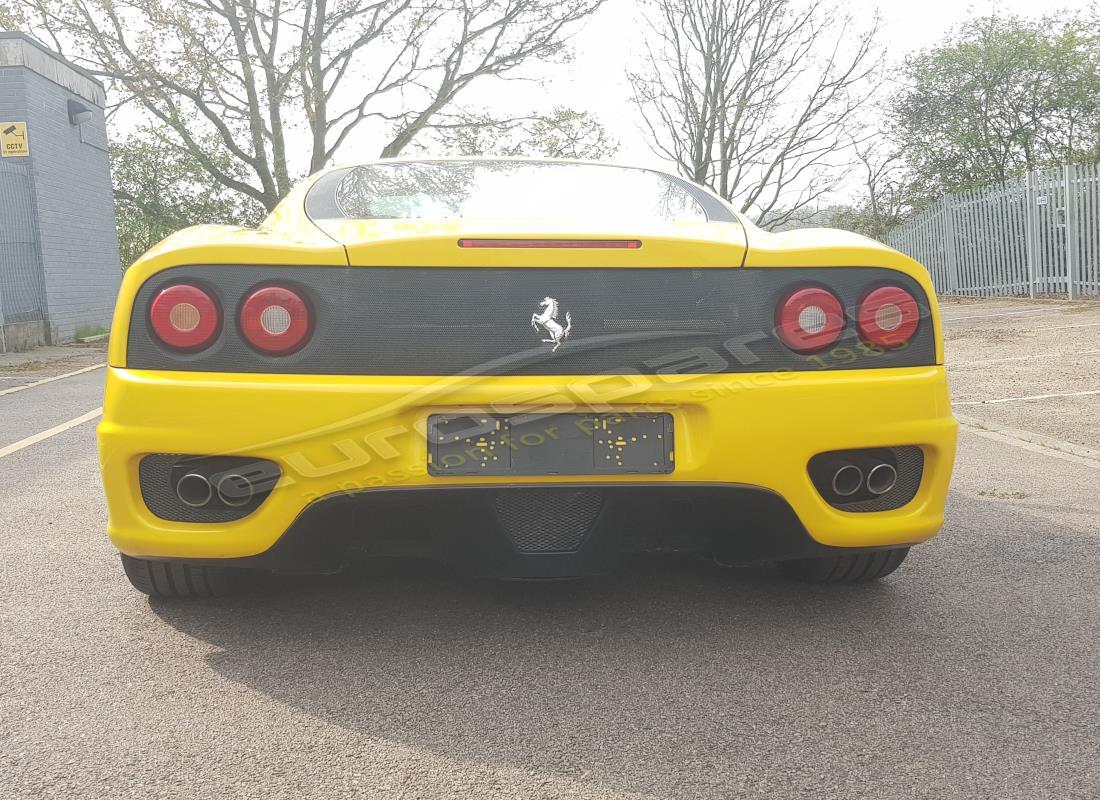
[941,308,1053,322]
[0,363,106,396]
[954,389,1100,406]
[0,408,103,460]
[1039,321,1100,332]
[956,415,1100,471]
[948,349,1100,369]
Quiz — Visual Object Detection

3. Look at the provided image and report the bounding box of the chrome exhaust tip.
[215,473,254,507]
[831,464,864,497]
[866,463,898,496]
[176,472,213,507]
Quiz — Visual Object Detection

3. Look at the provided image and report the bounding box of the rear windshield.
[306,161,714,224]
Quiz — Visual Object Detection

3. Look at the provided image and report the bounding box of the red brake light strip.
[457,238,642,249]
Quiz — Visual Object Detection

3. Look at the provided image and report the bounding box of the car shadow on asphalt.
[147,554,919,795]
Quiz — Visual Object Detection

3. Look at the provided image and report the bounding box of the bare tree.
[824,135,916,240]
[416,106,618,158]
[851,137,912,233]
[15,0,604,210]
[628,0,882,228]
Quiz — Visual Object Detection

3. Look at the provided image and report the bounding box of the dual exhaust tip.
[176,472,255,509]
[831,462,898,498]
[807,446,920,511]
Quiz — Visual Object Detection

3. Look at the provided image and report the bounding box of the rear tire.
[781,547,909,584]
[120,554,235,598]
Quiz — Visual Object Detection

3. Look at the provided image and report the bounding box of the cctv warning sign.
[1,122,29,157]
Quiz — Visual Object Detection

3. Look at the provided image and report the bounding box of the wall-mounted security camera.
[67,99,93,126]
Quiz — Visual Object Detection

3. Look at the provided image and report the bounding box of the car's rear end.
[98,159,956,596]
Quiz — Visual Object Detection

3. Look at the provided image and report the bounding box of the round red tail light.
[240,286,311,354]
[857,286,919,347]
[149,284,220,350]
[775,287,845,353]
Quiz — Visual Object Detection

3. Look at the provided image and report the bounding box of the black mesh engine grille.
[126,265,936,376]
[494,488,605,553]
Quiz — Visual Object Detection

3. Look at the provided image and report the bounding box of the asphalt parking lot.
[2,298,1098,799]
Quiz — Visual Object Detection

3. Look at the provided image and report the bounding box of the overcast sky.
[514,0,1096,176]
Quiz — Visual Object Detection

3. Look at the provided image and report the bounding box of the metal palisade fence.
[0,161,48,351]
[888,163,1100,298]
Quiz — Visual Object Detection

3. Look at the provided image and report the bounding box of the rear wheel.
[120,554,235,598]
[781,547,909,584]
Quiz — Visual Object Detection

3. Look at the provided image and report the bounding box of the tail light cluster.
[149,284,221,351]
[239,286,311,354]
[148,283,312,355]
[775,283,921,354]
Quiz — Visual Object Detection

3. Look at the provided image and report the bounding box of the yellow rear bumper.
[98,365,957,560]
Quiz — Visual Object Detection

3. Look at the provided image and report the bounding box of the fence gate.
[888,163,1100,298]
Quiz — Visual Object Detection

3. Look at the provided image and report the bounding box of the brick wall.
[0,65,48,326]
[0,66,25,116]
[0,34,121,344]
[21,68,121,341]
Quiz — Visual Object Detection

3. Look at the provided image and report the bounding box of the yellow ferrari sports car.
[98,158,957,597]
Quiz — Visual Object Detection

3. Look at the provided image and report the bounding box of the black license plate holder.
[428,413,674,476]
